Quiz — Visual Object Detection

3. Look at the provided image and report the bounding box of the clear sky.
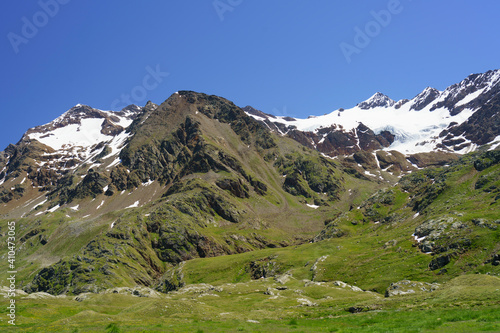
[1,0,499,150]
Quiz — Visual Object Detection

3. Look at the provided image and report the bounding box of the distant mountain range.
[244,69,500,156]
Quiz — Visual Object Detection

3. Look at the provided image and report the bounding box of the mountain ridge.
[246,69,500,156]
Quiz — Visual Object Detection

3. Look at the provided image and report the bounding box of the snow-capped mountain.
[22,104,142,172]
[357,92,396,109]
[246,69,500,156]
[0,103,145,187]
[0,101,161,219]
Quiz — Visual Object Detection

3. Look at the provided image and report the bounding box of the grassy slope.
[173,149,500,294]
[0,274,498,332]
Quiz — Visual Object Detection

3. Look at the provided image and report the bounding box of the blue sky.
[1,0,499,150]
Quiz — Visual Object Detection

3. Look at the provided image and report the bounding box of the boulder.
[385,280,439,297]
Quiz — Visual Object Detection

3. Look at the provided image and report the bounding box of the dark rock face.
[3,140,53,182]
[216,178,250,198]
[241,105,276,120]
[20,228,45,243]
[316,127,359,156]
[394,99,409,109]
[72,169,110,200]
[24,259,100,295]
[356,92,395,109]
[431,70,500,116]
[356,123,394,151]
[353,151,378,169]
[376,150,413,174]
[440,92,500,149]
[120,93,276,190]
[429,254,452,270]
[100,118,124,136]
[0,184,25,203]
[486,254,500,266]
[410,87,440,111]
[284,123,394,157]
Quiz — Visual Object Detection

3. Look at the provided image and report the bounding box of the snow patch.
[35,198,48,208]
[29,118,109,151]
[47,205,60,213]
[364,170,377,177]
[455,87,486,107]
[102,131,132,160]
[488,135,500,151]
[107,157,121,169]
[126,201,140,208]
[96,200,105,210]
[306,204,320,209]
[412,233,427,243]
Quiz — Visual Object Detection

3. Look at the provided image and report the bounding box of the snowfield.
[247,69,500,155]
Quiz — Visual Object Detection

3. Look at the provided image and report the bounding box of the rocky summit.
[0,71,499,332]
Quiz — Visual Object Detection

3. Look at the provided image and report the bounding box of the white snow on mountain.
[25,105,140,171]
[29,118,111,151]
[263,103,474,154]
[356,92,395,109]
[247,69,500,154]
[29,108,136,151]
[455,87,486,107]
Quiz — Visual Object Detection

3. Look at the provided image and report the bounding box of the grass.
[0,274,498,332]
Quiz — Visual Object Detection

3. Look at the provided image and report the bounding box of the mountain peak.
[357,92,395,109]
[242,105,276,120]
[410,87,441,111]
